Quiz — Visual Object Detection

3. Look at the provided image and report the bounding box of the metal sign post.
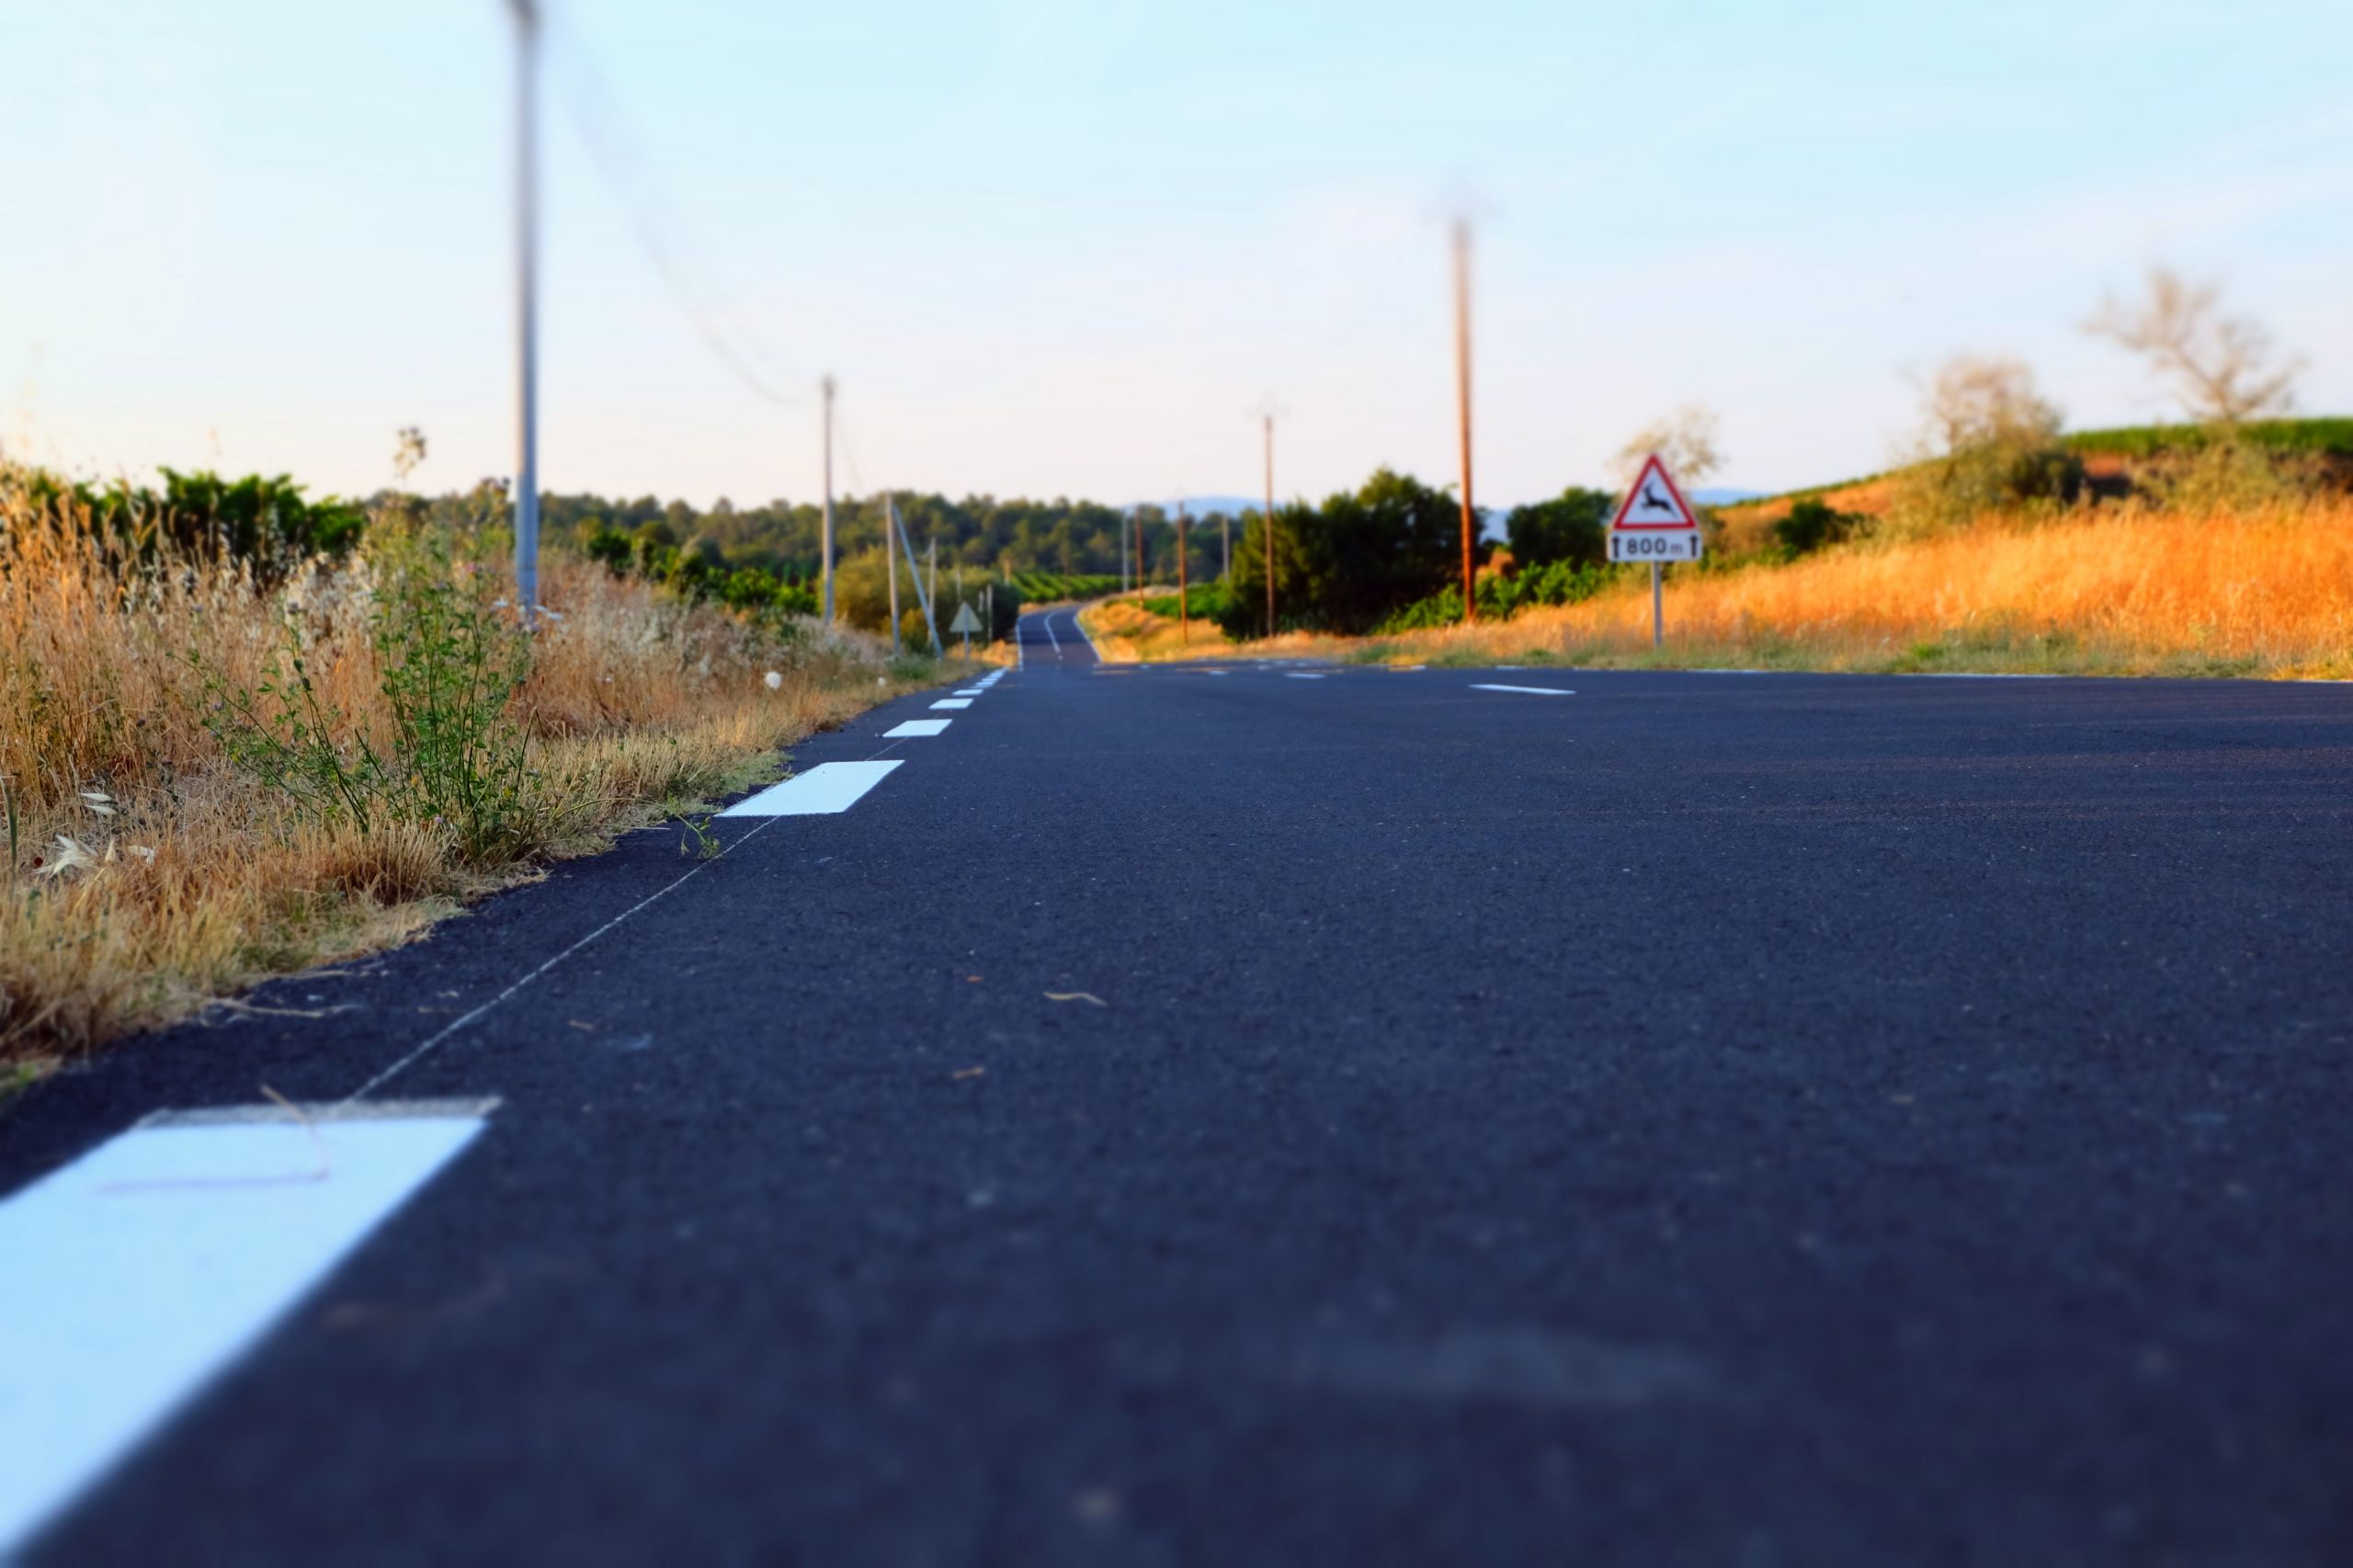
[949,600,982,659]
[1607,453,1702,651]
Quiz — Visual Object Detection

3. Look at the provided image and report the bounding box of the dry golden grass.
[1075,597,1235,662]
[1088,499,2353,679]
[1,484,933,1069]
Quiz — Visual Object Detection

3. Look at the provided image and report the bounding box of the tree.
[1920,355,2063,455]
[1223,501,1320,636]
[1611,403,1723,490]
[2086,267,2302,427]
[1506,487,1614,569]
[1888,354,2081,534]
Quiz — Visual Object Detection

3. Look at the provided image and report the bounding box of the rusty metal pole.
[1176,500,1189,644]
[1263,414,1277,639]
[1452,217,1476,625]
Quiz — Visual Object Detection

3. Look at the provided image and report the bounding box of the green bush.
[1506,488,1614,568]
[194,526,539,864]
[9,466,366,585]
[1371,558,1617,633]
[2063,417,2353,460]
[1139,582,1238,623]
[1771,498,1862,556]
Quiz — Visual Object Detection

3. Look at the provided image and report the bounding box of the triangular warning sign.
[948,602,983,634]
[1609,454,1699,531]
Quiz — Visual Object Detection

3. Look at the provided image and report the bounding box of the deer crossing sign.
[1607,455,1704,562]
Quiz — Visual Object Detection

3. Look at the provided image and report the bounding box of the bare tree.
[1611,403,1722,490]
[1918,355,2062,456]
[1885,354,2079,536]
[392,426,428,485]
[2086,267,2302,426]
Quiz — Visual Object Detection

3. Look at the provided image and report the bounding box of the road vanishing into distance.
[6,607,2351,1563]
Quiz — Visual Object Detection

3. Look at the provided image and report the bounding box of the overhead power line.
[540,5,808,407]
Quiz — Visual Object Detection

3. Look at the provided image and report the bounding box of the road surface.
[6,612,2350,1564]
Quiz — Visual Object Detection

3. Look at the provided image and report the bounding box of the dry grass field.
[1,483,938,1074]
[1086,499,2353,679]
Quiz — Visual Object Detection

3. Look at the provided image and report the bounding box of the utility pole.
[1262,412,1277,639]
[1221,511,1231,580]
[1120,508,1129,592]
[1452,217,1477,625]
[885,492,902,654]
[819,374,836,624]
[509,0,540,623]
[892,497,941,654]
[1176,500,1189,644]
[1134,511,1145,587]
[928,535,938,629]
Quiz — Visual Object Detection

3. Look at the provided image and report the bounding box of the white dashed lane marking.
[1470,684,1574,697]
[930,699,972,710]
[884,719,952,738]
[0,1102,494,1556]
[721,760,904,818]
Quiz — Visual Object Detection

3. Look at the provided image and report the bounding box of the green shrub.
[8,466,367,585]
[1506,488,1614,568]
[195,526,540,864]
[1370,559,1617,633]
[1771,498,1861,556]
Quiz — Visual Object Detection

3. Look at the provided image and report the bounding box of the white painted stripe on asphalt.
[953,687,984,697]
[1470,684,1575,696]
[884,719,951,737]
[1286,673,1326,680]
[1069,611,1105,661]
[720,760,904,818]
[0,1104,492,1556]
[930,699,972,710]
[1910,672,2064,679]
[1043,616,1062,653]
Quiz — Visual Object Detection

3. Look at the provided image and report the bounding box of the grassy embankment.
[1,483,965,1081]
[1080,499,2353,679]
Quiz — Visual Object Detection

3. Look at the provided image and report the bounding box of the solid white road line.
[884,719,952,737]
[0,1102,494,1556]
[1068,610,1105,661]
[345,820,785,1102]
[720,760,904,818]
[930,699,972,710]
[953,687,984,697]
[1470,684,1575,696]
[1043,616,1062,653]
[1285,673,1326,680]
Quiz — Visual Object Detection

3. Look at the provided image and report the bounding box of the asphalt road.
[7,613,2352,1565]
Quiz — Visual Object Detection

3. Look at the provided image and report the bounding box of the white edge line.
[339,818,781,1104]
[1070,608,1106,662]
[1043,615,1062,653]
[1469,684,1575,696]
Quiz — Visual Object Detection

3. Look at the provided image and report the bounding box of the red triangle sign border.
[1610,455,1699,531]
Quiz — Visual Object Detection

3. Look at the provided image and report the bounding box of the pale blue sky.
[4,0,2347,508]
